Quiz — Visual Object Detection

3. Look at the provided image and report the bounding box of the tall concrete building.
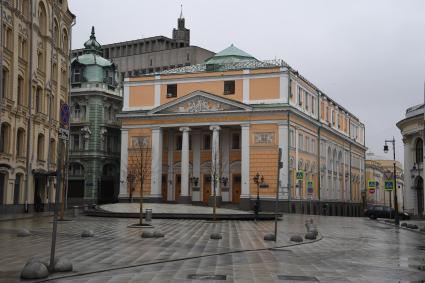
[72,12,215,80]
[0,0,75,213]
[68,27,121,205]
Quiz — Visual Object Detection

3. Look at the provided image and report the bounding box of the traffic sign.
[296,171,304,180]
[369,188,375,194]
[368,180,376,189]
[384,180,394,191]
[307,181,314,194]
[58,128,69,141]
[60,103,70,127]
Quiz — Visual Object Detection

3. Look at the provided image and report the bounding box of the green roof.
[204,44,257,64]
[71,53,113,67]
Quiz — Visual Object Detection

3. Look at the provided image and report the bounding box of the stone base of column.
[238,197,251,211]
[177,195,192,204]
[208,196,222,208]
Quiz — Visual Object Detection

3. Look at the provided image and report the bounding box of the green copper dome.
[204,44,257,64]
[83,26,102,55]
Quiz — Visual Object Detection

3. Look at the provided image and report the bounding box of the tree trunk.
[139,179,143,225]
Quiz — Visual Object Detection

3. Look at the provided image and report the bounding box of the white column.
[180,127,190,199]
[150,128,163,199]
[192,130,201,201]
[295,128,300,198]
[279,123,289,199]
[167,129,174,201]
[119,129,129,198]
[210,126,221,196]
[279,71,289,103]
[243,70,250,104]
[241,124,250,197]
[221,128,230,201]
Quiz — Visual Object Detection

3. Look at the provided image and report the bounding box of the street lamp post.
[253,173,265,221]
[384,137,399,226]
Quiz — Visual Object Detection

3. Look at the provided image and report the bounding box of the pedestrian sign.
[296,171,304,180]
[384,180,394,191]
[367,180,376,189]
[307,181,314,194]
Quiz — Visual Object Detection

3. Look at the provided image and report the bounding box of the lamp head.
[384,144,389,153]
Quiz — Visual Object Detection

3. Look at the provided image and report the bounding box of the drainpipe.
[0,0,4,150]
[24,0,34,213]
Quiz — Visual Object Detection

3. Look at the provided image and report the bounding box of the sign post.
[274,148,282,242]
[49,103,69,272]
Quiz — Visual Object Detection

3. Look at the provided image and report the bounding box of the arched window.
[37,133,45,161]
[416,139,423,164]
[69,163,84,176]
[53,20,59,47]
[17,76,24,106]
[16,128,26,157]
[50,139,56,163]
[74,104,81,119]
[2,67,9,99]
[0,123,11,153]
[38,2,48,35]
[62,29,69,54]
[35,87,42,113]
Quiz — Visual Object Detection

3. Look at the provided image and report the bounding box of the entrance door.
[175,174,181,200]
[161,174,167,202]
[203,175,211,204]
[34,177,44,212]
[99,179,115,204]
[14,175,21,204]
[232,174,241,204]
[0,173,5,204]
[417,177,424,215]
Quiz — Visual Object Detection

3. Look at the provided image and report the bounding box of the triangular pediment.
[149,90,252,115]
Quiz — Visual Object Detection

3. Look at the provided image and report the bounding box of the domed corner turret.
[83,26,102,55]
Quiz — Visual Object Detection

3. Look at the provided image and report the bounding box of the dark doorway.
[161,174,167,202]
[175,174,181,200]
[34,177,45,212]
[203,175,211,204]
[99,179,115,204]
[417,177,424,216]
[232,174,241,204]
[68,180,85,198]
[0,173,5,204]
[14,174,21,204]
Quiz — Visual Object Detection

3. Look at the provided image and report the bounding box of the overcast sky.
[69,0,425,163]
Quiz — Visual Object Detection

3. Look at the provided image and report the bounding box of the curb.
[377,219,425,235]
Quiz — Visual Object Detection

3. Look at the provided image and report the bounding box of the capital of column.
[209,125,221,132]
[179,127,190,133]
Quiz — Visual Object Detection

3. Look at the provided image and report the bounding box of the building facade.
[0,0,74,213]
[397,104,424,216]
[71,13,215,80]
[118,45,367,216]
[365,153,404,210]
[68,28,122,205]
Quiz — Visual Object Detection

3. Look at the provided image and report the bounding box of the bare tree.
[128,137,151,225]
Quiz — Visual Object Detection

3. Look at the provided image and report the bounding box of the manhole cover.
[187,274,227,280]
[278,275,319,281]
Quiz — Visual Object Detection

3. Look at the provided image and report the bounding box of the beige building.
[118,45,367,216]
[0,0,75,213]
[365,153,404,210]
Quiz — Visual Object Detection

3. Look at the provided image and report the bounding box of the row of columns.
[119,123,290,202]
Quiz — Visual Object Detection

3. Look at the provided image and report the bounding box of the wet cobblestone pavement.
[0,213,424,282]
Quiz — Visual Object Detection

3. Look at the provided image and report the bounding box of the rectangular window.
[224,80,235,95]
[131,136,148,147]
[166,84,177,98]
[298,87,302,106]
[73,135,80,151]
[231,133,240,149]
[203,134,211,150]
[305,92,309,110]
[298,134,303,150]
[289,129,295,147]
[255,133,274,144]
[305,137,310,152]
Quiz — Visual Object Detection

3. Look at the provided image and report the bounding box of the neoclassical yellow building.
[0,0,75,213]
[118,45,366,216]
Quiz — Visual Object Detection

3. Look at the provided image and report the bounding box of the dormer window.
[224,80,235,95]
[166,84,177,98]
